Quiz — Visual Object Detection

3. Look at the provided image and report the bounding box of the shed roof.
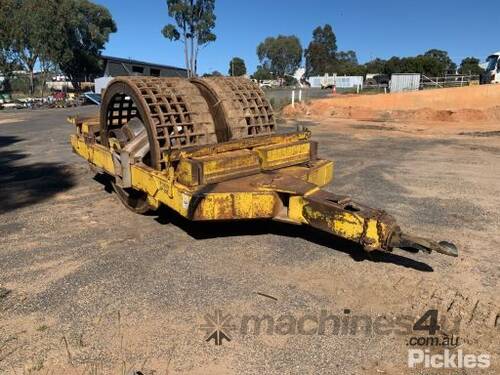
[100,55,187,72]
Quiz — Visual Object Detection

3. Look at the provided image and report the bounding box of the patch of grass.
[36,325,48,332]
[29,357,44,372]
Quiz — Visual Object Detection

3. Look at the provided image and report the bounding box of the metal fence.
[263,73,483,109]
[263,87,331,109]
[390,73,481,92]
[420,74,480,89]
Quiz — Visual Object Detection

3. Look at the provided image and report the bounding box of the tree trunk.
[38,61,50,97]
[29,69,35,96]
[190,37,195,76]
[189,0,195,77]
[3,77,12,93]
[71,76,81,94]
[19,52,37,96]
[194,43,199,77]
[40,66,49,98]
[184,35,191,77]
[182,26,190,77]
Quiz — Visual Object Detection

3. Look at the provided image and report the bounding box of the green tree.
[0,0,60,94]
[303,24,365,76]
[381,56,402,75]
[202,70,222,77]
[336,50,357,66]
[365,58,387,74]
[251,65,273,81]
[0,0,116,94]
[54,0,116,92]
[228,57,246,76]
[458,57,483,75]
[257,35,302,78]
[162,0,216,77]
[0,48,18,92]
[371,50,458,77]
[0,1,19,92]
[304,24,337,76]
[334,50,363,75]
[423,49,456,75]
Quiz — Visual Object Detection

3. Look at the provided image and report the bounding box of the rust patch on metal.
[100,76,217,170]
[190,77,276,139]
[302,190,398,251]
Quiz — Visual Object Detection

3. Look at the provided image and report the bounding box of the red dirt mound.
[283,85,500,123]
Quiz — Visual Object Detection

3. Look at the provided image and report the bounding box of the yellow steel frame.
[70,133,332,221]
[70,119,396,252]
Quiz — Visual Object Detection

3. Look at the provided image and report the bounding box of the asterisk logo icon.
[199,309,235,345]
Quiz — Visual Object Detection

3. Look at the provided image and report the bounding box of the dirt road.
[0,107,499,374]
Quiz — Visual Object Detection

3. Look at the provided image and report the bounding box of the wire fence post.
[291,90,295,108]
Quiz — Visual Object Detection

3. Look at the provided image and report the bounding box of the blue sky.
[95,0,499,74]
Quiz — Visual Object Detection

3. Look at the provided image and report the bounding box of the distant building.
[100,55,187,78]
[94,55,188,94]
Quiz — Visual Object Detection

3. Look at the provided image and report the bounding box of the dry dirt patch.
[284,84,500,123]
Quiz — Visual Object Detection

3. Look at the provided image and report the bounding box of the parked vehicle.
[480,52,500,84]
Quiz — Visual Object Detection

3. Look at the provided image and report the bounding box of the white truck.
[481,52,500,84]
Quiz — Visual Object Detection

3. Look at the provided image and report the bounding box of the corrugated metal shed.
[100,55,187,78]
[390,73,421,93]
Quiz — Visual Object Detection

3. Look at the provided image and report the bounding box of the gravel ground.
[0,107,498,374]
